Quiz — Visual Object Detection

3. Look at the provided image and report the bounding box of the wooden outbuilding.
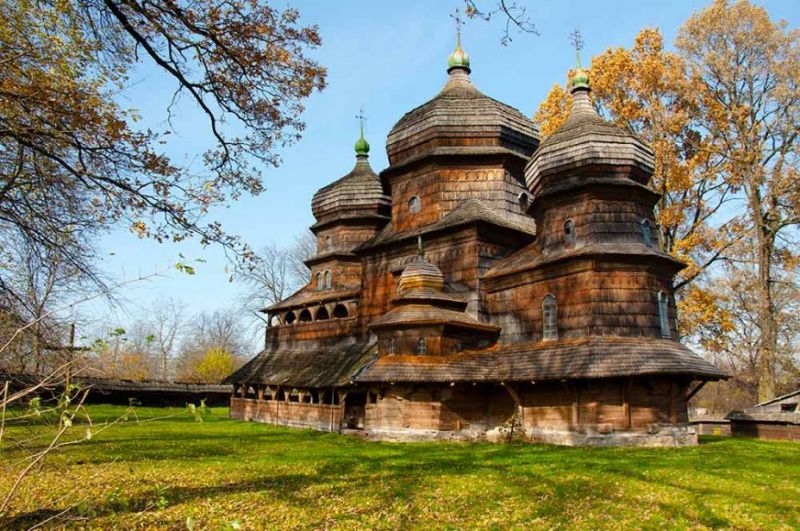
[225,38,727,446]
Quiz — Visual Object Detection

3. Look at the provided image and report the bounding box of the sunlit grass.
[1,405,798,529]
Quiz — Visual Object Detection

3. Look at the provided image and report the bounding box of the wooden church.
[225,35,726,446]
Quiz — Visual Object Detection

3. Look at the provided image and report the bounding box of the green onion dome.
[447,34,471,73]
[354,134,370,156]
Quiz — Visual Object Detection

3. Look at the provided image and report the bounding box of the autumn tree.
[675,0,800,401]
[0,0,326,307]
[534,1,799,401]
[175,308,247,382]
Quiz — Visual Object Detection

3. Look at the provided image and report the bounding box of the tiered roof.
[525,69,654,196]
[385,45,538,166]
[310,136,390,225]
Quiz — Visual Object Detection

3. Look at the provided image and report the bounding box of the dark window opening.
[316,306,330,320]
[284,312,296,325]
[641,219,653,246]
[658,291,671,338]
[332,304,349,318]
[299,309,312,322]
[564,219,576,247]
[289,388,300,402]
[543,294,558,340]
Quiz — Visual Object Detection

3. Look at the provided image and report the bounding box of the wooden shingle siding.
[226,58,726,446]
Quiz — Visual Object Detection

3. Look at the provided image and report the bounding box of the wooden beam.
[685,380,707,402]
[668,380,676,424]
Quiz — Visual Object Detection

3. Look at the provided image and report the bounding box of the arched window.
[316,306,330,321]
[564,219,576,247]
[658,291,671,338]
[417,338,427,355]
[284,312,296,325]
[316,272,322,291]
[325,235,332,251]
[324,270,331,289]
[542,294,558,340]
[641,219,653,246]
[332,304,348,318]
[388,337,396,355]
[298,309,312,322]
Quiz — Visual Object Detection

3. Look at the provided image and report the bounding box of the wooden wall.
[360,377,690,437]
[231,397,343,432]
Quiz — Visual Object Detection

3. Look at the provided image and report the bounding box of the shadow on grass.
[3,416,799,529]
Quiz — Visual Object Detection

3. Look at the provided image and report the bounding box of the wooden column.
[572,383,581,429]
[668,380,677,424]
[622,379,632,430]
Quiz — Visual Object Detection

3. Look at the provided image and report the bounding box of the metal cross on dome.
[355,107,367,136]
[450,8,464,41]
[569,28,585,69]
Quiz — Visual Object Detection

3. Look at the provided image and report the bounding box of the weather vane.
[569,28,584,68]
[355,107,367,137]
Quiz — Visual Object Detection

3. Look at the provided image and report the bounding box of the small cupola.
[525,61,655,198]
[311,117,390,225]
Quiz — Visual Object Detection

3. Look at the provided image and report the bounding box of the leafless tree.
[463,1,538,45]
[148,297,186,381]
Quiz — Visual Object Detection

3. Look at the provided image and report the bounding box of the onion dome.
[525,68,655,196]
[311,131,390,224]
[386,35,538,166]
[447,31,470,73]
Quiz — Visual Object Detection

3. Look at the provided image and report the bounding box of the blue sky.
[84,0,799,329]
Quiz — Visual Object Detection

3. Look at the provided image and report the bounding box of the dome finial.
[354,107,370,157]
[447,9,471,74]
[569,28,590,91]
[417,235,424,257]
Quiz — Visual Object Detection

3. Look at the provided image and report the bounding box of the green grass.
[1,405,799,529]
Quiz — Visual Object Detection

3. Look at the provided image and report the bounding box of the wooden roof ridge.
[482,242,685,282]
[264,286,360,312]
[355,198,536,253]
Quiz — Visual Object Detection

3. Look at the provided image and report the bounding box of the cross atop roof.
[569,28,584,68]
[450,9,464,46]
[356,107,367,137]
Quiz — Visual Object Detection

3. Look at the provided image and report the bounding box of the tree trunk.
[752,200,777,403]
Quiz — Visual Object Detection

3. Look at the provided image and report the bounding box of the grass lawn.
[1,405,799,529]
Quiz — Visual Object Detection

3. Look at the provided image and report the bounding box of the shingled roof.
[483,242,686,281]
[223,340,376,387]
[357,198,536,252]
[311,154,390,222]
[526,82,653,191]
[356,337,728,383]
[386,68,538,165]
